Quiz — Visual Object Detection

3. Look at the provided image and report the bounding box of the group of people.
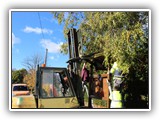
[80,62,124,108]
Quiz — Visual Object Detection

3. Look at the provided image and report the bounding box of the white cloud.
[40,39,63,53]
[43,17,59,24]
[12,33,20,47]
[60,42,63,45]
[23,26,53,34]
[49,55,61,61]
[50,56,54,60]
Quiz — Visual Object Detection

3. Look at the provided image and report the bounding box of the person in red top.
[81,63,89,82]
[81,63,89,97]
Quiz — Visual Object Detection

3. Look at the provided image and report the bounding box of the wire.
[37,12,45,40]
[37,12,48,66]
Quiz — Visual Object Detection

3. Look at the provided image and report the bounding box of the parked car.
[12,84,30,96]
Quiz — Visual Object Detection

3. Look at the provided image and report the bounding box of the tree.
[23,69,36,92]
[22,53,43,91]
[53,12,148,70]
[22,53,43,71]
[12,68,27,84]
[52,11,149,108]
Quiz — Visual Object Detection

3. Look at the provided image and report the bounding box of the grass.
[84,91,107,108]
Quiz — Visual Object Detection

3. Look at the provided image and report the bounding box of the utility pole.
[41,48,48,67]
[44,48,48,66]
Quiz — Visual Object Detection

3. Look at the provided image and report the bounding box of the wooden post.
[88,64,93,108]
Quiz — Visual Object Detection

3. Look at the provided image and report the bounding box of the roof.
[12,83,27,86]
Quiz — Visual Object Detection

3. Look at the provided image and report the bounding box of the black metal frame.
[67,28,107,108]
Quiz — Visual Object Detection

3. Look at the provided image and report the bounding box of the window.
[13,86,28,91]
[41,69,73,98]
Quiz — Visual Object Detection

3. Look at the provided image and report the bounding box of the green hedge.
[92,98,107,107]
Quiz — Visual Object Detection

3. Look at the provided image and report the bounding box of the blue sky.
[12,11,68,70]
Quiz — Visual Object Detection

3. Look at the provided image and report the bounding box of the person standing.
[81,63,89,97]
[109,62,124,108]
[109,86,123,108]
[110,62,123,88]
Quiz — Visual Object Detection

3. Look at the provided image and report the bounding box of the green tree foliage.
[23,70,36,92]
[12,68,27,83]
[53,12,148,73]
[52,11,149,108]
